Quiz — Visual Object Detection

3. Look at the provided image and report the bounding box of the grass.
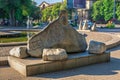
[0,31,37,43]
[0,37,27,43]
[0,32,28,43]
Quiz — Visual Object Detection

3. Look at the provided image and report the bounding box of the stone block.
[42,48,68,61]
[88,40,106,54]
[9,47,29,59]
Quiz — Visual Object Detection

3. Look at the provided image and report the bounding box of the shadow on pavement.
[108,45,120,52]
[32,57,120,79]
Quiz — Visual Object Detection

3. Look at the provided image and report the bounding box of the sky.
[34,0,63,5]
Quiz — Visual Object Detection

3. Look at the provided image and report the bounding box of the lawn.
[0,32,28,43]
[0,37,27,43]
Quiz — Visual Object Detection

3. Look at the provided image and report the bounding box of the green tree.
[0,0,21,26]
[41,0,68,22]
[42,8,49,22]
[0,8,8,18]
[0,0,38,26]
[29,2,41,21]
[91,0,120,22]
[51,3,61,19]
[60,0,67,10]
[116,2,120,20]
[91,0,104,21]
[41,3,61,22]
[102,0,114,21]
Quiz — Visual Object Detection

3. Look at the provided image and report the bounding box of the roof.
[39,1,50,7]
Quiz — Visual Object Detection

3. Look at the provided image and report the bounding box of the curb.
[0,42,27,47]
[106,34,120,49]
[0,29,41,32]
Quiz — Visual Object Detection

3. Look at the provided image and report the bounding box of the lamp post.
[113,0,116,22]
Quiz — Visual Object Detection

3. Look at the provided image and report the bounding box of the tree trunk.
[9,9,16,26]
[9,11,12,26]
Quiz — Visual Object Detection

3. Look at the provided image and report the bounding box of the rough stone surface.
[82,20,88,30]
[42,48,68,61]
[91,23,97,31]
[88,40,106,54]
[27,10,87,57]
[9,47,29,58]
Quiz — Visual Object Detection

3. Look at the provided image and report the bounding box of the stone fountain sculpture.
[82,20,88,30]
[78,20,83,30]
[91,22,97,31]
[8,10,109,76]
[27,10,87,57]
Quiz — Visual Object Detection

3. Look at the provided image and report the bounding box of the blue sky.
[34,0,63,5]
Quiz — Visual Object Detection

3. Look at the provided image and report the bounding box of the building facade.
[67,0,96,21]
[39,1,50,10]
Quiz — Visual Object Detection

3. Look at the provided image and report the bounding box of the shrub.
[33,22,42,26]
[106,21,115,28]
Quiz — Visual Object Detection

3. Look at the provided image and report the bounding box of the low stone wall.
[0,42,26,47]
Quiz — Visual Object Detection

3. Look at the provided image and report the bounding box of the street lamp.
[113,0,116,21]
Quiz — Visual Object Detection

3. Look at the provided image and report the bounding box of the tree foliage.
[41,0,67,22]
[116,3,120,20]
[0,8,8,18]
[41,3,61,22]
[0,0,41,26]
[91,0,104,21]
[103,0,114,21]
[60,0,67,10]
[91,0,120,22]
